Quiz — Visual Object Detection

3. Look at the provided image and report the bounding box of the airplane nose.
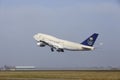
[33,34,41,41]
[33,35,36,39]
[33,34,38,40]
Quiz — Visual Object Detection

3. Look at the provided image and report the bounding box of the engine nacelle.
[37,42,46,47]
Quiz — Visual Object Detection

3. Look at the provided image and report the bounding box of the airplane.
[33,33,99,52]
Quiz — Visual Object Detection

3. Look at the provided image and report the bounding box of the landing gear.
[61,49,64,52]
[51,48,54,52]
[51,48,64,52]
[57,49,64,52]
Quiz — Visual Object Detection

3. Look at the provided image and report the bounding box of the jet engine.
[37,42,46,47]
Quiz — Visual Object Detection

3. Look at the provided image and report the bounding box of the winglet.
[81,33,99,46]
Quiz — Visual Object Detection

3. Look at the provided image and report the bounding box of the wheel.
[51,48,54,52]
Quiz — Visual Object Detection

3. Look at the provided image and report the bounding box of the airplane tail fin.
[81,33,99,46]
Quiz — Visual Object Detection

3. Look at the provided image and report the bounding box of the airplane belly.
[64,46,82,51]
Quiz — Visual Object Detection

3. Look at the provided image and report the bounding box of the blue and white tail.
[81,33,99,46]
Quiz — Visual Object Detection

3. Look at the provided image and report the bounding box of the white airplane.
[33,33,99,52]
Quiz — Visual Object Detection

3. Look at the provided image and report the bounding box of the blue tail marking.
[81,33,99,46]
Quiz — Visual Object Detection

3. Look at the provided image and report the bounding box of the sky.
[0,0,120,69]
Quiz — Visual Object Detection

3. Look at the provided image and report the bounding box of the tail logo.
[81,33,98,46]
[87,37,93,45]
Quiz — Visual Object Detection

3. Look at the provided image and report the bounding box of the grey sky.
[0,0,120,68]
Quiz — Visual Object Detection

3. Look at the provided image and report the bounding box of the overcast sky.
[0,0,120,68]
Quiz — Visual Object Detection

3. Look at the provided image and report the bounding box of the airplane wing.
[39,39,64,52]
